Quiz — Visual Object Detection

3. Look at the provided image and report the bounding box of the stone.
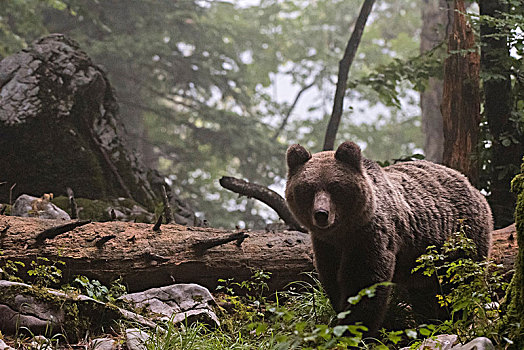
[30,335,50,349]
[0,280,157,339]
[0,280,66,335]
[90,338,117,350]
[11,194,70,220]
[120,283,219,327]
[125,328,149,350]
[455,337,495,350]
[400,335,495,350]
[0,339,15,350]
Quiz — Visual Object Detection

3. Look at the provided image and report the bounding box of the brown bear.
[285,141,492,335]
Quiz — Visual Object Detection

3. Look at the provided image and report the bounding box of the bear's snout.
[313,191,334,228]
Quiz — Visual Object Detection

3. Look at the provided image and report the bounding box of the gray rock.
[400,335,495,350]
[0,280,66,335]
[121,283,219,327]
[90,337,117,350]
[125,328,149,350]
[0,280,157,338]
[29,335,51,349]
[0,339,15,350]
[12,194,70,220]
[454,337,495,350]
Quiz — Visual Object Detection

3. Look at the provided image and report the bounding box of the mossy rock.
[0,281,124,342]
[0,204,11,215]
[52,196,155,223]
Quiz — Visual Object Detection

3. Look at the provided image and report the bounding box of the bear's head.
[285,141,375,238]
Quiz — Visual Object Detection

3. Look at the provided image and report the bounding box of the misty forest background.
[1,0,523,230]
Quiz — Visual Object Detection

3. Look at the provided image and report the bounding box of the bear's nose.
[314,209,329,227]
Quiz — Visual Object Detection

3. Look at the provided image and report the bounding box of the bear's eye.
[294,183,315,202]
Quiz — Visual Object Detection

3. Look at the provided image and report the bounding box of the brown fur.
[285,141,492,335]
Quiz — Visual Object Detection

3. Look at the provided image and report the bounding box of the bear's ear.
[286,144,311,175]
[335,141,362,171]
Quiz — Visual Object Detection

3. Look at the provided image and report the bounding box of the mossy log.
[0,216,314,293]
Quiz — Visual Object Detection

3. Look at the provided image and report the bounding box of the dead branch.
[272,80,317,141]
[192,231,249,252]
[66,187,78,219]
[219,176,306,232]
[161,185,174,224]
[153,215,163,231]
[35,220,91,244]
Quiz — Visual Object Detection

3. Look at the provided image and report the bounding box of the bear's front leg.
[311,237,342,311]
[336,248,396,336]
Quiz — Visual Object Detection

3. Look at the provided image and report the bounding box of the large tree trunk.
[507,165,524,347]
[419,0,452,163]
[0,216,313,293]
[479,0,521,228]
[441,0,481,186]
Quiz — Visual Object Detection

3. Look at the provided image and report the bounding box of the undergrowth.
[0,224,520,349]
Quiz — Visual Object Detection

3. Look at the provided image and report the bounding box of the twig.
[96,234,116,248]
[153,215,163,231]
[161,184,174,224]
[219,176,306,232]
[272,80,317,141]
[35,220,91,244]
[9,183,16,206]
[192,232,249,252]
[0,205,6,215]
[66,187,78,219]
[322,0,376,151]
[110,208,117,220]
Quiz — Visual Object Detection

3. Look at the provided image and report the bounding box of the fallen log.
[0,215,313,293]
[0,215,518,295]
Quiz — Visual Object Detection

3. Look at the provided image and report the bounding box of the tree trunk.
[0,216,313,293]
[420,0,452,163]
[479,0,521,228]
[441,0,481,186]
[322,0,375,151]
[507,165,524,347]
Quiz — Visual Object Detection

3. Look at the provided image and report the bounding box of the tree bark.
[0,215,517,297]
[0,216,313,293]
[507,165,524,347]
[420,0,453,163]
[441,0,481,186]
[322,0,375,151]
[479,0,521,228]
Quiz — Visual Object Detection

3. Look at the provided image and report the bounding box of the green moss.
[0,283,123,342]
[52,196,154,223]
[52,196,111,221]
[506,164,524,345]
[0,204,11,215]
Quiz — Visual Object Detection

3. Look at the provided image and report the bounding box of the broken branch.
[35,220,91,244]
[192,232,249,252]
[219,176,306,232]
